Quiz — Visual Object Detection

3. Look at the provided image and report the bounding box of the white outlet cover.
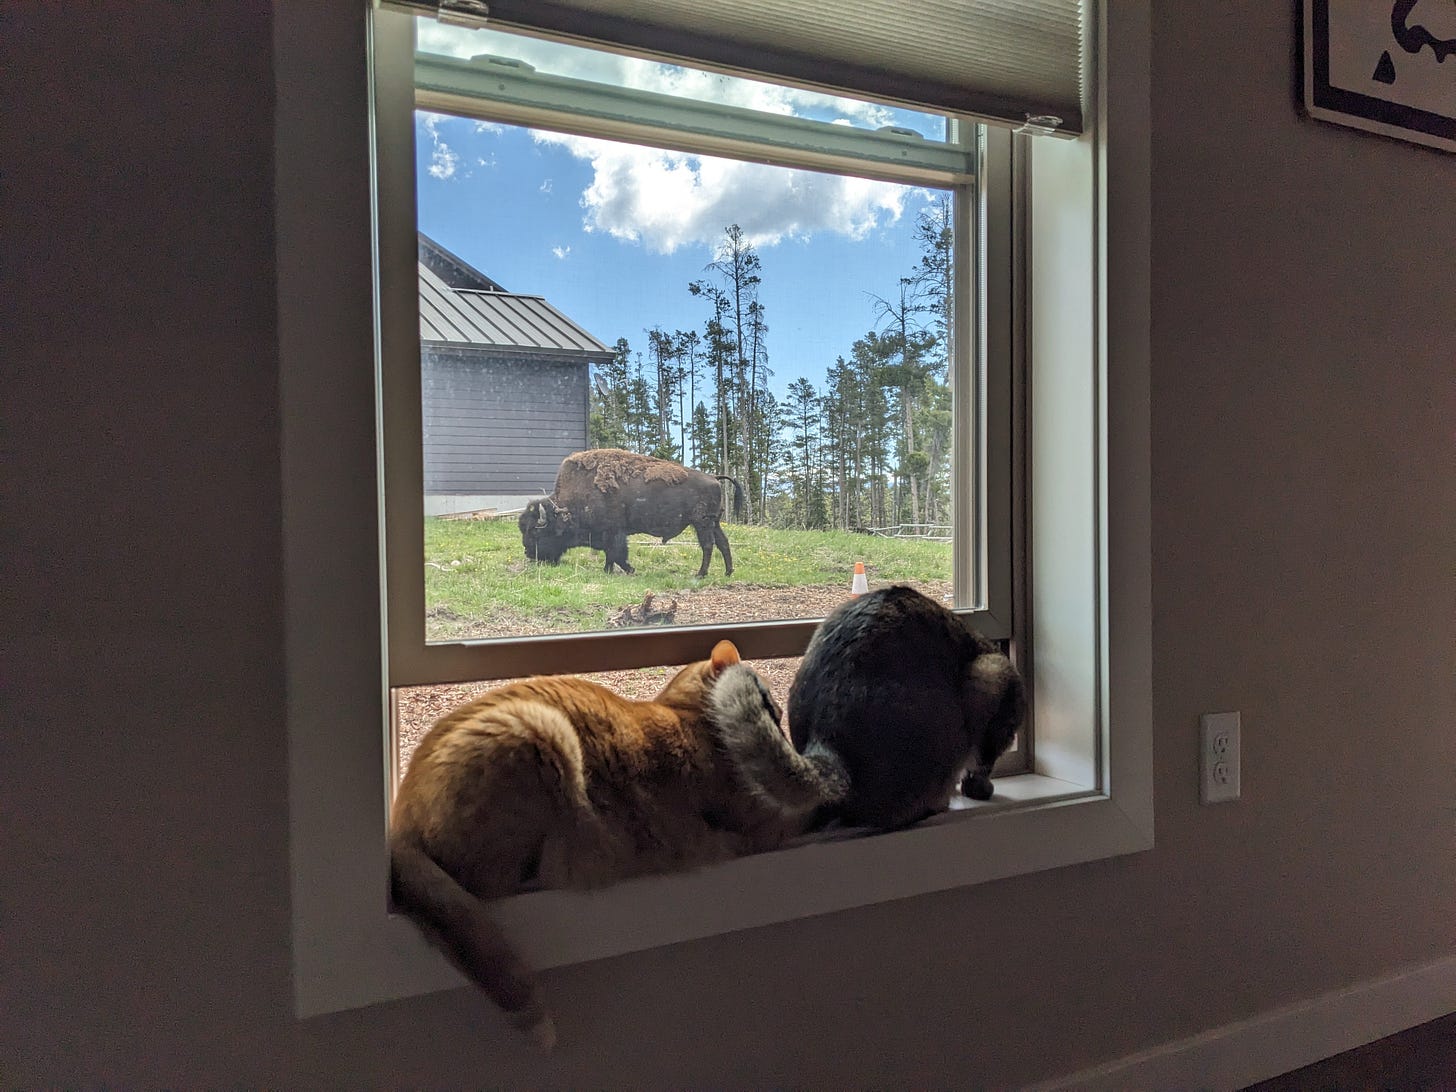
[1201,711,1241,804]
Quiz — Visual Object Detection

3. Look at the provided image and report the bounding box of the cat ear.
[709,640,741,673]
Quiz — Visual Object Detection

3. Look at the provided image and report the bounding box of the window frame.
[280,0,1151,1019]
[379,16,1014,692]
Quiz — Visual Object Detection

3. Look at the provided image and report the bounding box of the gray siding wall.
[421,346,589,496]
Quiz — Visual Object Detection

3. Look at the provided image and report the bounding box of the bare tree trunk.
[903,396,919,526]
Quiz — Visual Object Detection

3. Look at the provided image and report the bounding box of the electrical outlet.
[1201,712,1241,803]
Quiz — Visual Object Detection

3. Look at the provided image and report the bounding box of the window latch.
[438,0,489,28]
[1014,114,1064,137]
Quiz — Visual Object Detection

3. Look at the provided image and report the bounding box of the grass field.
[424,516,952,635]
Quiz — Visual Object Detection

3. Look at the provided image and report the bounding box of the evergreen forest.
[587,194,957,535]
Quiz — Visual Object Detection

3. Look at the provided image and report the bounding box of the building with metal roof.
[417,234,612,515]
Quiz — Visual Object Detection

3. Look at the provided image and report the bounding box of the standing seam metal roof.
[418,263,610,357]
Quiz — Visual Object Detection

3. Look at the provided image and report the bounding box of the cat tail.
[796,739,852,815]
[709,665,849,821]
[389,832,557,1052]
[732,733,851,818]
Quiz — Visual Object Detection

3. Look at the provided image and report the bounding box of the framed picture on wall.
[1302,0,1456,153]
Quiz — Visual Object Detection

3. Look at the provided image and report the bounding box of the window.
[279,1,1152,1018]
[382,21,1010,660]
[378,17,1022,785]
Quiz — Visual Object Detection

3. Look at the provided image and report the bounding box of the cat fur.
[787,585,1026,830]
[389,640,842,1050]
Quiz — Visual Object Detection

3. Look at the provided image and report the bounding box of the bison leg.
[691,525,716,578]
[606,531,635,575]
[712,523,734,576]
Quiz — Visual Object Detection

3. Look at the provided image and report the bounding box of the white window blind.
[382,0,1087,135]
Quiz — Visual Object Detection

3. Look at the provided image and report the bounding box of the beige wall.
[4,3,1451,1086]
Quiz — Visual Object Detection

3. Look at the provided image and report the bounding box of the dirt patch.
[394,579,952,780]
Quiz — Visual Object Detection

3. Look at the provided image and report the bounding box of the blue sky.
[414,116,944,399]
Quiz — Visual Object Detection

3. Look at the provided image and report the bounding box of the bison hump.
[566,448,694,493]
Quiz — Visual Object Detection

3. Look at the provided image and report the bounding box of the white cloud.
[552,245,571,259]
[419,112,461,180]
[534,132,908,255]
[415,26,915,251]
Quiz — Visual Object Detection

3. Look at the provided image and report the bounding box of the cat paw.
[962,771,995,801]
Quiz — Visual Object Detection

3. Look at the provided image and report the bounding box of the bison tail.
[717,475,746,521]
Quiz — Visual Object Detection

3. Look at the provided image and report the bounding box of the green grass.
[424,516,950,630]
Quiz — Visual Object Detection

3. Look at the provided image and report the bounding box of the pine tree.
[675,329,702,465]
[913,192,955,388]
[849,332,895,528]
[871,280,938,525]
[690,224,763,521]
[689,402,715,474]
[589,336,633,450]
[822,355,862,530]
[745,296,771,511]
[645,326,681,460]
[783,377,827,529]
[693,291,735,479]
[627,348,656,454]
[751,384,779,519]
[910,193,956,525]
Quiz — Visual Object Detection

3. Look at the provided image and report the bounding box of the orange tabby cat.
[389,640,843,1050]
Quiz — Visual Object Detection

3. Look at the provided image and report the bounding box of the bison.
[519,449,745,577]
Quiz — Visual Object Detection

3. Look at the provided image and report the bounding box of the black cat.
[788,585,1026,830]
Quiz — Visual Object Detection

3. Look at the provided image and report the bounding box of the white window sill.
[370,774,1139,1009]
[494,774,1105,971]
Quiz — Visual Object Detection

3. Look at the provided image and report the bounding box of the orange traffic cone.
[850,561,868,597]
